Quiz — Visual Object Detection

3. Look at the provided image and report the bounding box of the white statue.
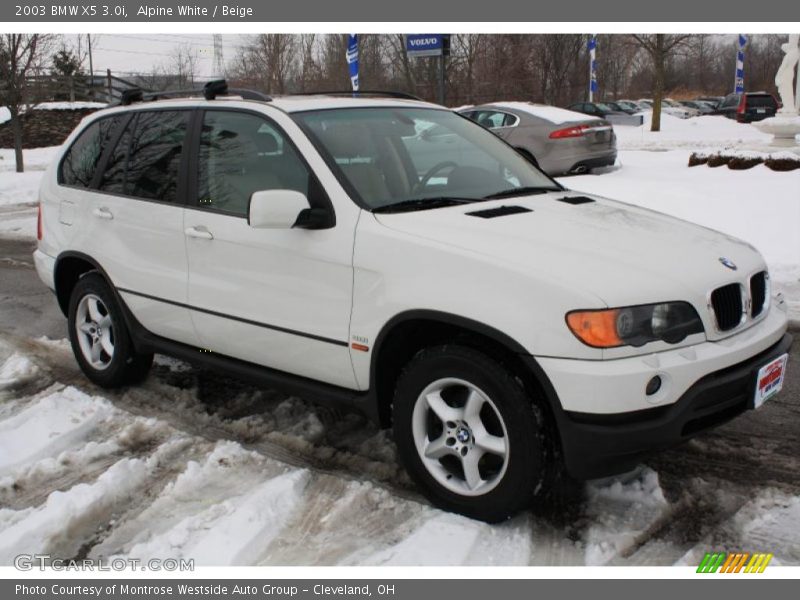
[775,34,799,115]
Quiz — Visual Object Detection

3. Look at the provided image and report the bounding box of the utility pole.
[87,34,94,98]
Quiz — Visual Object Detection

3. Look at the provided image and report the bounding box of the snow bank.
[0,147,59,211]
[0,456,151,562]
[582,467,669,565]
[0,387,116,474]
[617,112,775,150]
[0,352,39,390]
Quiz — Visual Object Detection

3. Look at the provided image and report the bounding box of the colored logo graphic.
[697,552,773,573]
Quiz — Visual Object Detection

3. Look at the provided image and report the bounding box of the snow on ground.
[0,146,59,209]
[0,344,689,565]
[558,149,800,320]
[0,102,106,126]
[615,112,788,150]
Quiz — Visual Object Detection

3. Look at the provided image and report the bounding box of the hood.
[373,191,764,310]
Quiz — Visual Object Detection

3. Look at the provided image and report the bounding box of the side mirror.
[248,190,309,229]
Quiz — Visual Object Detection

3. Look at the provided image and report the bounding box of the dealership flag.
[346,34,360,92]
[588,35,598,101]
[734,34,747,94]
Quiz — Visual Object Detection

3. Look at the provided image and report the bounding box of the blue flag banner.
[588,35,598,99]
[734,34,747,94]
[346,34,359,92]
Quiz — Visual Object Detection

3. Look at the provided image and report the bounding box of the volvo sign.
[406,34,449,57]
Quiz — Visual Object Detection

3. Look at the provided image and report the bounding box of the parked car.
[662,99,697,118]
[696,96,725,108]
[35,83,792,522]
[679,101,713,114]
[636,98,693,119]
[459,102,617,175]
[604,101,638,115]
[614,100,647,113]
[567,101,627,119]
[716,92,779,122]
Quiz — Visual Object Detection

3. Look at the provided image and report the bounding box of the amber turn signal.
[566,310,624,348]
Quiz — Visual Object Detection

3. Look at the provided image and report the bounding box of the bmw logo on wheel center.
[719,257,738,270]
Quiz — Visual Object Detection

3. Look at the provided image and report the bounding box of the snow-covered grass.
[615,111,799,150]
[0,146,59,209]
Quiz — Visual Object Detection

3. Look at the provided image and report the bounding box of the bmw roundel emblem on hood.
[719,257,737,270]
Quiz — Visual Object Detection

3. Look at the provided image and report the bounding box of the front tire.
[68,272,153,388]
[392,345,554,522]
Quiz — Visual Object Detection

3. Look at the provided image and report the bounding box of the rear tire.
[392,344,555,522]
[67,272,153,388]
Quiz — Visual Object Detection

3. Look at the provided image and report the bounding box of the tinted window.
[197,111,310,217]
[99,117,132,195]
[747,95,776,108]
[60,116,121,187]
[126,111,189,202]
[721,94,740,108]
[99,110,189,201]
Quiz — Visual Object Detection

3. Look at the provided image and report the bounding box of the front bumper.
[540,332,792,479]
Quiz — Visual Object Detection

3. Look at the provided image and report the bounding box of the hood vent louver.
[466,205,532,218]
[556,196,595,205]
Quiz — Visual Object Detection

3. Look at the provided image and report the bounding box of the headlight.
[566,302,704,348]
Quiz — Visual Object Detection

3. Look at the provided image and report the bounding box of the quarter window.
[197,111,311,217]
[60,116,121,188]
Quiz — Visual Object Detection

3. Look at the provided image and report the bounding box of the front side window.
[294,107,559,211]
[197,111,311,217]
[60,115,121,188]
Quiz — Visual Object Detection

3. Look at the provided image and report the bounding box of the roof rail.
[289,90,423,101]
[110,79,272,106]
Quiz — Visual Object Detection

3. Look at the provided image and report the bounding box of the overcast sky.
[67,34,248,79]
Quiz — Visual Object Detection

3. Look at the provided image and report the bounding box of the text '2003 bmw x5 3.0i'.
[34,81,792,522]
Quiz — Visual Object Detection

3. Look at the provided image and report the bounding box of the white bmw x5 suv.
[34,82,792,522]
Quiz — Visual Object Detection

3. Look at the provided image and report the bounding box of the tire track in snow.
[1,334,423,503]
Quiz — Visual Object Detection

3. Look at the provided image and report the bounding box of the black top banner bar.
[3,0,800,22]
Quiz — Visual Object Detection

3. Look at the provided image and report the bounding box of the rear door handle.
[184,226,214,240]
[92,207,113,220]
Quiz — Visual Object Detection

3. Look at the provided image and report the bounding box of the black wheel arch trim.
[368,309,565,419]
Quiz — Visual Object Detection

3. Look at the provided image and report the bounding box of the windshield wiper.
[483,186,561,200]
[372,197,480,214]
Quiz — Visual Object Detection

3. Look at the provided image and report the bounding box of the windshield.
[292,107,560,211]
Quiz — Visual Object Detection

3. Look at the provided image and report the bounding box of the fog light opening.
[646,375,662,396]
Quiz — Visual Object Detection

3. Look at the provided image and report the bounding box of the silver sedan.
[459,102,617,176]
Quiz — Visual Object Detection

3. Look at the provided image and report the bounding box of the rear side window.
[126,111,189,202]
[98,110,189,202]
[59,116,121,188]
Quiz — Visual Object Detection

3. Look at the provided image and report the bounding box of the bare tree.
[171,44,199,88]
[631,34,692,131]
[0,34,54,172]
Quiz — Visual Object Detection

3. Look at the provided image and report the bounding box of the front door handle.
[92,207,113,220]
[184,226,214,240]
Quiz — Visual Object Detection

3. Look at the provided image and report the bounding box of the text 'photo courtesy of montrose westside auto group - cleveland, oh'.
[0,0,799,595]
